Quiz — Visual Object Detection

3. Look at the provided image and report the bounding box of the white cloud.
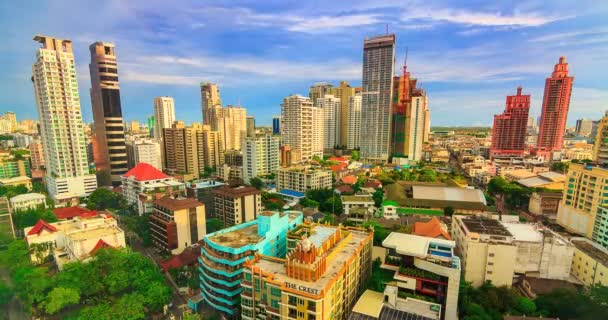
[403,8,567,27]
[287,14,382,33]
[530,29,608,42]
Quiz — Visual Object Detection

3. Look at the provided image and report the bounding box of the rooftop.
[572,238,608,266]
[52,206,93,220]
[207,223,262,248]
[383,232,456,261]
[412,186,486,204]
[154,197,203,211]
[460,216,512,237]
[212,185,260,197]
[412,218,451,240]
[9,193,46,202]
[189,179,225,189]
[123,162,169,181]
[500,222,543,243]
[342,195,374,203]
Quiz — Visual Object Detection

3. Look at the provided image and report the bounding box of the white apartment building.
[214,106,247,151]
[9,193,46,212]
[31,36,97,203]
[242,133,280,184]
[280,95,324,162]
[409,95,428,162]
[24,214,126,270]
[126,138,162,170]
[121,163,185,215]
[347,94,362,150]
[276,165,332,193]
[316,94,341,149]
[153,96,175,140]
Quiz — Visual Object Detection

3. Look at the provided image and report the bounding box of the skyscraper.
[201,82,221,126]
[89,42,128,186]
[575,118,594,137]
[537,57,574,158]
[31,35,97,202]
[347,94,362,150]
[246,115,255,138]
[328,81,357,146]
[242,133,280,184]
[215,106,247,151]
[490,87,531,158]
[272,116,281,135]
[593,111,608,166]
[360,34,395,161]
[281,95,323,162]
[408,93,428,162]
[308,82,333,104]
[317,94,341,149]
[153,96,175,142]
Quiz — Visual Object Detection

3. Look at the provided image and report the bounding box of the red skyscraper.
[491,86,530,158]
[537,56,574,158]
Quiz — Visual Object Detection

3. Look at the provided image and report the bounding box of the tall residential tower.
[31,36,97,202]
[89,42,128,186]
[281,95,324,162]
[490,87,530,158]
[200,82,221,126]
[360,34,395,161]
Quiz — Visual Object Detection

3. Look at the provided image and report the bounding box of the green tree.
[206,218,224,233]
[183,313,203,320]
[86,188,122,210]
[361,221,389,246]
[443,206,455,216]
[249,177,265,190]
[0,280,13,307]
[44,287,80,314]
[0,185,28,198]
[115,293,146,320]
[12,207,58,230]
[351,150,360,161]
[515,297,537,315]
[299,197,319,208]
[372,189,384,207]
[551,161,569,174]
[144,281,172,313]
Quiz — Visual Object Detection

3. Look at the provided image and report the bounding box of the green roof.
[397,208,443,216]
[382,200,399,207]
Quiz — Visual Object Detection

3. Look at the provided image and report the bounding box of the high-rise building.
[215,105,247,151]
[89,42,128,186]
[408,93,428,162]
[361,34,395,162]
[242,133,280,184]
[121,163,185,215]
[576,118,594,137]
[328,81,357,146]
[129,121,140,133]
[490,87,531,158]
[272,116,281,135]
[0,112,16,133]
[308,82,333,104]
[153,97,175,142]
[149,197,205,255]
[276,165,332,193]
[317,94,341,149]
[557,163,608,246]
[593,111,608,166]
[125,138,162,170]
[246,115,256,138]
[163,121,203,177]
[147,115,155,138]
[200,125,224,169]
[347,94,362,150]
[212,185,262,226]
[31,36,97,203]
[201,82,221,126]
[0,160,30,179]
[281,95,323,162]
[537,57,574,158]
[29,138,45,170]
[241,222,373,320]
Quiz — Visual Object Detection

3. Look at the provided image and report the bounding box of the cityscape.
[1,2,608,320]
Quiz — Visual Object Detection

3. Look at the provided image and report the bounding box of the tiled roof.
[27,219,57,235]
[89,239,114,255]
[52,206,93,220]
[123,162,169,181]
[413,217,451,240]
[159,247,200,272]
[341,175,357,184]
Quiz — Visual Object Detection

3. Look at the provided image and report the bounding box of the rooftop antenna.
[403,47,409,73]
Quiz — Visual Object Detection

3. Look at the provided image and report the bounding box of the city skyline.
[1,1,607,126]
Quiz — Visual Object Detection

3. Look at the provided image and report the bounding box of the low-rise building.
[0,159,31,179]
[149,197,206,254]
[528,192,562,221]
[241,223,373,320]
[121,163,185,215]
[9,193,46,212]
[570,238,608,286]
[0,176,32,190]
[516,171,565,190]
[24,214,126,270]
[198,211,303,316]
[212,185,262,227]
[381,232,461,320]
[187,179,225,218]
[277,165,332,194]
[342,194,375,224]
[216,163,243,182]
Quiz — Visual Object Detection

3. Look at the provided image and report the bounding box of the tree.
[144,282,172,313]
[515,297,536,315]
[372,189,384,207]
[183,313,203,320]
[45,287,80,314]
[206,218,224,233]
[86,188,122,210]
[351,150,360,161]
[0,280,13,307]
[551,161,569,174]
[115,293,146,320]
[299,197,319,208]
[249,177,265,190]
[361,221,389,246]
[12,207,58,230]
[0,185,28,198]
[444,206,455,217]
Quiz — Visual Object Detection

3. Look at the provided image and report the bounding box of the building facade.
[570,238,608,286]
[576,118,594,137]
[215,106,247,152]
[272,116,281,135]
[329,81,357,146]
[198,211,303,316]
[121,163,186,215]
[201,82,222,126]
[491,87,530,158]
[281,95,324,162]
[29,139,45,170]
[317,95,341,149]
[126,138,162,170]
[408,94,428,162]
[242,133,280,184]
[246,116,256,138]
[241,223,373,320]
[9,193,46,212]
[360,34,395,162]
[213,185,262,227]
[89,42,128,186]
[31,36,97,202]
[0,160,30,179]
[153,96,175,142]
[593,111,608,166]
[187,180,225,218]
[347,94,362,150]
[537,57,574,158]
[276,166,332,194]
[149,197,206,254]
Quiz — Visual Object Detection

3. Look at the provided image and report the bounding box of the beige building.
[281,95,324,162]
[201,82,222,126]
[163,122,224,177]
[347,94,362,150]
[24,214,125,270]
[214,105,247,151]
[329,81,357,146]
[200,124,224,168]
[29,138,45,170]
[308,82,333,104]
[242,133,280,184]
[528,192,562,221]
[342,194,375,224]
[409,94,429,162]
[31,36,97,202]
[212,185,262,226]
[317,94,341,149]
[451,216,517,287]
[217,163,243,182]
[149,197,206,254]
[570,238,608,286]
[153,96,175,141]
[276,165,332,193]
[557,163,608,239]
[593,111,608,166]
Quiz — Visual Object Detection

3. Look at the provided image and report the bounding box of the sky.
[1,0,607,126]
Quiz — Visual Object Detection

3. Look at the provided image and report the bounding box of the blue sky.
[1,0,607,126]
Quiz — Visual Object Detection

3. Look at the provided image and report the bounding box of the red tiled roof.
[160,247,200,272]
[335,185,354,194]
[364,180,382,189]
[341,175,357,185]
[330,163,348,172]
[27,219,58,236]
[329,156,348,163]
[123,162,169,181]
[52,206,93,220]
[89,239,114,255]
[413,217,451,240]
